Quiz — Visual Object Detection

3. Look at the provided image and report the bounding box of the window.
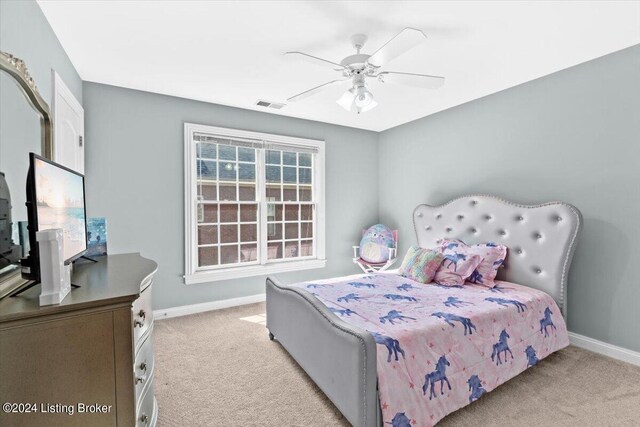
[184,123,325,283]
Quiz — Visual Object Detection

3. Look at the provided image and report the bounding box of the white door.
[52,71,84,173]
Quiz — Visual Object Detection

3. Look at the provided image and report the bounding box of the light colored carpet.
[154,302,640,427]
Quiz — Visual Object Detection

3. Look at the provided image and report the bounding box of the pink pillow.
[433,241,483,286]
[441,239,507,288]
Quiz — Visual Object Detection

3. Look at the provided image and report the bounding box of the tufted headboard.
[413,195,582,317]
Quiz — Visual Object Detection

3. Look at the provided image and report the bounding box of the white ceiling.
[38,1,640,132]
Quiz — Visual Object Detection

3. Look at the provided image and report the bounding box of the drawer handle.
[139,413,149,426]
[134,310,146,328]
[135,373,147,384]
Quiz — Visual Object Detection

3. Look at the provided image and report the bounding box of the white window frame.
[184,123,326,284]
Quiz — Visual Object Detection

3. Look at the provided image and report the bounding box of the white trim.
[154,293,266,320]
[568,332,640,367]
[183,122,326,282]
[184,123,324,148]
[184,258,326,284]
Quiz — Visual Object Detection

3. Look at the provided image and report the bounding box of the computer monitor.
[22,154,87,282]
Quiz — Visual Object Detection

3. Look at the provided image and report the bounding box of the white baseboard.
[568,332,640,367]
[154,293,266,320]
[154,298,640,367]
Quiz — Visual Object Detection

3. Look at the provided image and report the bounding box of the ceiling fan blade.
[284,51,345,69]
[378,71,445,89]
[367,28,427,68]
[287,79,348,102]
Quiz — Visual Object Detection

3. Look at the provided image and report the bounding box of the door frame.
[51,69,84,172]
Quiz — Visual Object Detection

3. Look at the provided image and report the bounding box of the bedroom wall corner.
[377,44,640,353]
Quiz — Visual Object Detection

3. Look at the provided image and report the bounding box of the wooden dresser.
[0,253,158,427]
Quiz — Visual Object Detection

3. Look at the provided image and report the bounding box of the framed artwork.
[86,217,108,257]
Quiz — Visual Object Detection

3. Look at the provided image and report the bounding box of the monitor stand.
[9,281,80,298]
[76,255,98,263]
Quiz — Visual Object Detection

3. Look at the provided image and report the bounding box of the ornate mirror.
[0,51,53,297]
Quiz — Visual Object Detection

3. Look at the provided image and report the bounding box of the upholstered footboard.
[266,277,380,427]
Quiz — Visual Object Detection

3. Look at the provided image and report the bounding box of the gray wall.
[0,0,83,220]
[82,82,379,310]
[378,45,640,352]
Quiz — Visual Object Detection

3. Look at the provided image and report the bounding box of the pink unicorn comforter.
[292,273,569,426]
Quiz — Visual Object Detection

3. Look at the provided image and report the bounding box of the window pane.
[219,145,236,161]
[285,241,299,258]
[266,185,281,202]
[299,168,312,184]
[301,222,313,239]
[238,163,255,181]
[238,147,255,162]
[240,204,257,222]
[285,223,298,239]
[198,183,217,201]
[266,165,281,182]
[300,240,313,256]
[300,205,313,221]
[285,205,299,221]
[266,150,281,165]
[198,225,218,245]
[283,151,297,166]
[199,143,217,159]
[240,244,257,262]
[299,186,312,201]
[283,186,297,202]
[193,137,318,270]
[267,223,282,240]
[220,224,238,243]
[220,245,239,264]
[219,162,237,181]
[268,242,283,260]
[283,166,296,183]
[219,183,237,201]
[241,224,257,242]
[198,246,218,267]
[267,204,282,222]
[298,153,312,167]
[220,204,238,222]
[201,204,218,223]
[197,159,217,180]
[274,205,283,221]
[238,184,255,201]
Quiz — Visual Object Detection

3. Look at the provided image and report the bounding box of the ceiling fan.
[285,28,445,114]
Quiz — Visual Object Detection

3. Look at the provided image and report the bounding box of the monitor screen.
[33,157,87,262]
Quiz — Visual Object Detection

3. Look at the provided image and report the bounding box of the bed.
[266,195,582,426]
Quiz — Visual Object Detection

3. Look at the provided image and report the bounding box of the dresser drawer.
[136,376,157,427]
[134,330,155,403]
[133,284,154,348]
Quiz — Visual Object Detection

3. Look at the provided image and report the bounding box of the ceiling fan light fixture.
[336,88,356,111]
[357,98,378,114]
[354,86,374,109]
[337,86,377,114]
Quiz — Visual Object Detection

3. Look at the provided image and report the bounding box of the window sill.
[184,258,327,284]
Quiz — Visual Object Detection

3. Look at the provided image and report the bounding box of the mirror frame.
[0,50,53,159]
[0,50,53,294]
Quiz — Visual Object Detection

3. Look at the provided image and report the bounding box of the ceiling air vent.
[255,100,286,110]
